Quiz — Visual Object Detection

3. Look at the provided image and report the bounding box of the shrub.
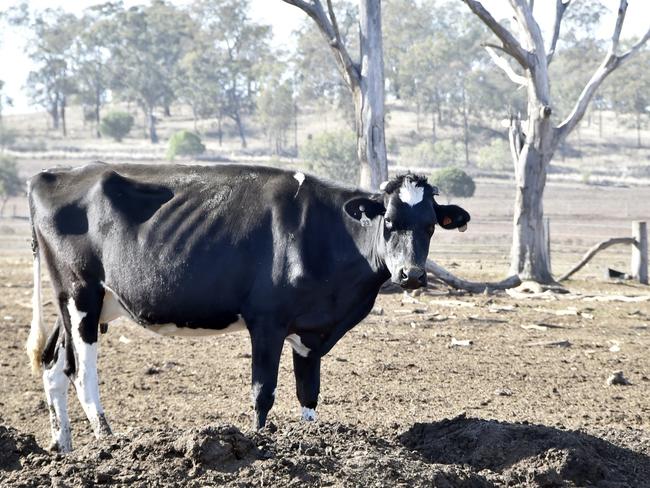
[301,130,358,185]
[401,139,462,167]
[167,130,206,160]
[476,138,511,171]
[99,111,134,142]
[0,155,23,216]
[430,167,475,201]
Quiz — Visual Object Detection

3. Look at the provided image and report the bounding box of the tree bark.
[281,0,388,190]
[233,111,247,148]
[147,106,158,144]
[355,0,388,189]
[60,96,67,137]
[94,94,101,139]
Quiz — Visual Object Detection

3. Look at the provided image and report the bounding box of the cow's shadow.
[399,415,650,487]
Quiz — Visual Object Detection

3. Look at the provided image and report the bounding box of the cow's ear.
[435,204,470,232]
[344,197,385,226]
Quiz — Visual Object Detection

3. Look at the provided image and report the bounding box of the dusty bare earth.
[1,251,649,487]
[0,177,649,487]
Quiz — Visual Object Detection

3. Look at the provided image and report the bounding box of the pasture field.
[0,171,649,486]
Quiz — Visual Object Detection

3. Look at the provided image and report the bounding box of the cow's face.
[345,174,470,290]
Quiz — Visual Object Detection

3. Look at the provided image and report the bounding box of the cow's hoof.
[301,407,317,422]
[48,441,71,453]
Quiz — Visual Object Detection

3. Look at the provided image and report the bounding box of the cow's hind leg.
[42,319,72,452]
[249,326,285,430]
[62,284,112,438]
[293,352,320,421]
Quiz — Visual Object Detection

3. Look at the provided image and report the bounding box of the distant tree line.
[3,0,648,156]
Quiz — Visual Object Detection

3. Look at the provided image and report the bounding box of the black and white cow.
[26,162,470,452]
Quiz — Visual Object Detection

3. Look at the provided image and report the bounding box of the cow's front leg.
[292,351,320,421]
[249,327,285,430]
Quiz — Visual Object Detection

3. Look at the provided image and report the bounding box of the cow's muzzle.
[398,266,427,290]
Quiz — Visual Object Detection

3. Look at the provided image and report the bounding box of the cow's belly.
[99,286,247,337]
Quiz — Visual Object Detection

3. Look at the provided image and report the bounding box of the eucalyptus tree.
[25,8,80,135]
[70,4,120,137]
[282,0,388,189]
[108,1,193,143]
[188,0,273,149]
[462,0,650,283]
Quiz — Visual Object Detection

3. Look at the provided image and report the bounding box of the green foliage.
[167,130,206,160]
[301,131,358,185]
[430,167,475,200]
[0,155,23,214]
[99,111,134,142]
[401,140,462,167]
[476,139,511,171]
[258,78,294,154]
[0,124,16,150]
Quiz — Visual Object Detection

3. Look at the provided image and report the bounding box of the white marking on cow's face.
[43,345,72,452]
[67,299,110,439]
[146,318,247,337]
[379,180,389,191]
[398,180,424,207]
[301,407,317,421]
[286,334,310,357]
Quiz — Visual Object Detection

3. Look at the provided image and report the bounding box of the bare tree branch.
[325,0,342,48]
[282,0,360,88]
[556,0,649,141]
[619,25,650,62]
[460,0,531,68]
[485,46,527,85]
[509,0,546,63]
[558,237,635,282]
[546,0,570,64]
[610,0,627,53]
[427,260,522,293]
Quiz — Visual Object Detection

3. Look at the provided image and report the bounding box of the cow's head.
[344,173,470,290]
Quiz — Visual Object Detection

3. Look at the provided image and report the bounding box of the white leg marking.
[68,299,109,438]
[398,179,424,206]
[43,346,72,452]
[251,381,263,404]
[301,406,317,422]
[286,334,310,358]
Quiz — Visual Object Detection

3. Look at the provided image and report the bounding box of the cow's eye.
[384,217,393,230]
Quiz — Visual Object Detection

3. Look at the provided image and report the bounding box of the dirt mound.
[0,420,46,472]
[2,417,649,487]
[400,414,650,487]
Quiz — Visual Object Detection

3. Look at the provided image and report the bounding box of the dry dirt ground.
[0,176,649,487]
[0,252,649,487]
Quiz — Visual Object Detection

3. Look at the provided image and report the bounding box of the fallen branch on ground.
[558,237,635,282]
[426,259,521,293]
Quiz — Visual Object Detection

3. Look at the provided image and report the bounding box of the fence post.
[631,221,648,285]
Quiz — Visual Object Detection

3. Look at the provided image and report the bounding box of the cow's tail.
[26,184,46,375]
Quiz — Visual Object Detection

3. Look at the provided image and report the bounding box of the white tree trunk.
[356,0,388,189]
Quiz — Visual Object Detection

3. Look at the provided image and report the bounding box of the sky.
[0,0,648,115]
